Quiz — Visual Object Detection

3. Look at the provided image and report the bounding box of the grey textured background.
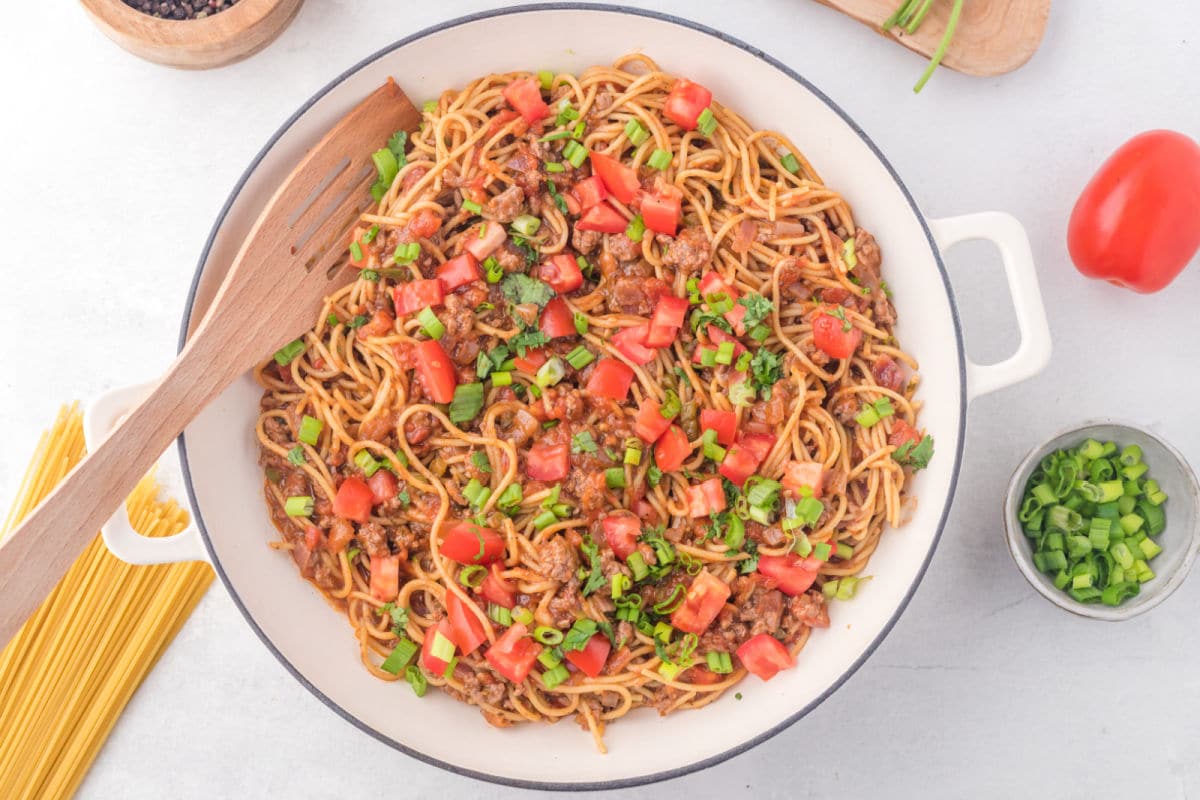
[1,1,1198,797]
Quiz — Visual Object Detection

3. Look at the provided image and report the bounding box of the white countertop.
[3,1,1199,797]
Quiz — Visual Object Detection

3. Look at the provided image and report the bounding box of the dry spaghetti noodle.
[254,55,932,751]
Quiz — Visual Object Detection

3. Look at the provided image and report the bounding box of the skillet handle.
[83,380,208,565]
[928,212,1052,402]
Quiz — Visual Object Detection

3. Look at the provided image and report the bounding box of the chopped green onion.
[611,573,631,600]
[537,69,554,90]
[380,637,419,674]
[298,415,323,445]
[539,130,574,142]
[496,483,523,513]
[841,237,858,270]
[483,255,504,284]
[565,346,594,370]
[561,140,589,168]
[458,565,487,588]
[512,606,534,626]
[624,440,643,466]
[533,626,564,645]
[627,551,649,581]
[729,380,756,406]
[538,648,562,669]
[624,118,649,146]
[349,240,364,262]
[715,341,735,365]
[404,664,427,696]
[706,651,733,674]
[724,515,745,550]
[353,449,382,477]
[417,307,445,340]
[544,161,565,173]
[430,631,455,662]
[287,446,306,466]
[448,382,484,424]
[780,152,801,174]
[393,241,420,265]
[511,214,541,236]
[605,467,626,490]
[813,542,832,561]
[461,199,482,215]
[792,533,813,557]
[647,148,672,170]
[698,348,718,368]
[536,357,566,388]
[273,339,306,366]
[696,107,717,137]
[533,509,559,531]
[571,430,598,454]
[701,429,726,462]
[488,603,513,626]
[625,215,646,243]
[284,496,313,517]
[541,664,570,689]
[659,390,682,420]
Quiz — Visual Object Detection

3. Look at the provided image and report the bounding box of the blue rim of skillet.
[175,3,968,790]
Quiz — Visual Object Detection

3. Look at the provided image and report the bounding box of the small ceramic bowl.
[1005,421,1200,620]
[79,0,303,70]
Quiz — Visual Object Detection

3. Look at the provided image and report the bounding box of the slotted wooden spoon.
[0,80,420,646]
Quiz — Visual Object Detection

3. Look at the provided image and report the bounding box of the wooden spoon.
[0,80,420,646]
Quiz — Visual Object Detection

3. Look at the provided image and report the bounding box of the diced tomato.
[367,469,398,504]
[421,618,456,675]
[641,191,681,236]
[333,476,373,523]
[445,590,489,656]
[589,152,640,204]
[686,478,727,518]
[465,223,507,260]
[782,461,825,498]
[303,525,324,554]
[564,633,611,678]
[707,324,748,357]
[739,433,777,463]
[652,295,690,329]
[572,176,609,211]
[698,270,739,302]
[700,409,737,447]
[404,209,443,241]
[585,358,635,400]
[757,553,823,596]
[663,78,713,131]
[718,443,760,488]
[635,398,673,443]
[724,302,747,336]
[563,191,581,216]
[502,77,549,124]
[436,253,481,292]
[485,623,542,684]
[653,424,691,472]
[539,297,576,339]
[512,347,547,374]
[539,254,584,293]
[526,442,570,481]
[485,108,521,137]
[684,667,724,685]
[369,554,400,602]
[480,562,516,608]
[393,279,444,316]
[602,513,641,560]
[576,202,628,233]
[812,309,863,359]
[889,419,924,448]
[736,633,795,681]
[411,339,457,403]
[439,521,505,564]
[670,569,731,634]
[612,324,656,365]
[643,323,678,348]
[348,226,373,267]
[354,309,394,340]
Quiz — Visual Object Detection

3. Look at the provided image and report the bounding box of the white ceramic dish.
[85,4,1052,789]
[1004,421,1200,621]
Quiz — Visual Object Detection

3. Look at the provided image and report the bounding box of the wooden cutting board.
[814,0,1050,76]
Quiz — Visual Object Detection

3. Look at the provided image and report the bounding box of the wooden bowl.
[79,0,304,70]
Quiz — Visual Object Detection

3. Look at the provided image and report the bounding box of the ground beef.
[327,518,356,552]
[357,521,389,558]
[800,336,831,368]
[776,257,811,303]
[493,241,527,274]
[872,355,905,392]
[537,535,579,583]
[604,275,669,315]
[781,591,830,643]
[749,380,790,428]
[745,520,786,547]
[403,411,436,445]
[281,469,308,499]
[488,184,525,222]
[572,226,602,255]
[605,232,641,262]
[660,226,712,274]
[358,412,395,443]
[264,416,291,445]
[849,228,896,327]
[540,386,586,422]
[312,558,340,591]
[546,581,581,628]
[459,667,508,706]
[830,393,860,425]
[736,579,784,636]
[563,467,607,513]
[505,144,544,199]
[440,292,480,365]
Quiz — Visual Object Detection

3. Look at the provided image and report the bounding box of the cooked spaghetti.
[254,55,933,750]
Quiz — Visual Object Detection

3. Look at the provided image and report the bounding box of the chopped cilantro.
[571,431,598,454]
[749,348,784,398]
[500,273,555,308]
[578,534,607,596]
[737,293,774,329]
[286,446,306,465]
[893,434,935,471]
[471,451,492,473]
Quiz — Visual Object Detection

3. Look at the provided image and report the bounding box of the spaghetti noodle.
[254,55,932,750]
[0,405,213,798]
